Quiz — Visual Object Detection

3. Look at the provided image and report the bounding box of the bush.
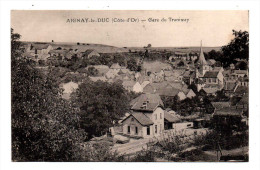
[155,130,191,154]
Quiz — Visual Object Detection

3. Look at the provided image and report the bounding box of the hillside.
[22,41,221,54]
[22,41,129,53]
[127,46,222,53]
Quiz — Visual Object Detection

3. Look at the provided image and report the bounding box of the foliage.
[155,130,190,154]
[71,80,131,139]
[128,149,156,162]
[127,57,140,71]
[213,89,230,102]
[221,30,249,67]
[193,129,248,150]
[206,50,223,62]
[74,141,125,162]
[235,61,248,70]
[87,66,99,76]
[38,59,46,66]
[161,95,212,116]
[177,61,185,67]
[11,29,86,161]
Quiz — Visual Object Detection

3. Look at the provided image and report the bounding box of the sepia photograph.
[10,10,249,162]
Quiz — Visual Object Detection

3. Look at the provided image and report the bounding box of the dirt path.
[112,138,152,155]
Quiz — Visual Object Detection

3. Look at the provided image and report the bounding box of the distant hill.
[127,46,222,53]
[22,41,221,53]
[22,41,129,53]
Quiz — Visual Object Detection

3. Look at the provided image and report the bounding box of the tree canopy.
[11,29,86,161]
[71,80,131,139]
[221,30,249,67]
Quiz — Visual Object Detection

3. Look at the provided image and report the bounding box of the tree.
[221,30,249,67]
[71,80,131,139]
[207,50,223,61]
[144,49,149,58]
[127,57,138,71]
[11,29,86,161]
[177,61,185,67]
[87,66,99,76]
[235,61,248,70]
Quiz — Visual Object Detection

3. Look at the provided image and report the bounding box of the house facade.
[121,93,165,138]
[26,44,53,61]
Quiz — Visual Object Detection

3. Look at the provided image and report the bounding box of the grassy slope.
[22,41,221,53]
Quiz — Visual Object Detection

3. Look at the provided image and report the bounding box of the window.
[155,125,157,134]
[135,127,138,134]
[155,114,157,120]
[131,118,134,122]
[147,126,150,135]
[209,78,211,83]
[160,113,162,119]
[160,124,162,132]
[128,126,130,134]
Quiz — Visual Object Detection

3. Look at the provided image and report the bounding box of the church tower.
[196,40,209,76]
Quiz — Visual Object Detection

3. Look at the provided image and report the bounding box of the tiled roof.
[164,111,181,123]
[131,93,164,111]
[203,87,219,94]
[141,81,150,89]
[211,102,231,109]
[212,67,223,72]
[214,108,242,116]
[110,63,121,69]
[49,49,68,54]
[83,49,97,55]
[182,71,191,77]
[203,71,219,78]
[234,70,248,74]
[31,44,50,50]
[207,59,216,65]
[122,80,136,87]
[169,81,184,90]
[164,71,174,77]
[122,112,153,126]
[234,85,248,94]
[156,87,180,97]
[224,82,237,91]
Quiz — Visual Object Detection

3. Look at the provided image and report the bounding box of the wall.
[217,72,224,85]
[133,82,143,93]
[145,107,164,137]
[187,90,196,98]
[122,115,145,137]
[172,122,193,132]
[178,91,186,100]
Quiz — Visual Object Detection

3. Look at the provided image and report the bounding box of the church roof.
[197,41,208,65]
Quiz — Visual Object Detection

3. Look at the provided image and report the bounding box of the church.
[195,41,224,93]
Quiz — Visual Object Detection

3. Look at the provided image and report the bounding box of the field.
[22,41,221,54]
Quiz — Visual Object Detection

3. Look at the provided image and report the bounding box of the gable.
[122,112,153,126]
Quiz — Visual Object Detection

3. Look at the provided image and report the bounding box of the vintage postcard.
[9,10,250,162]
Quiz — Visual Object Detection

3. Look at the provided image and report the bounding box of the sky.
[11,10,249,47]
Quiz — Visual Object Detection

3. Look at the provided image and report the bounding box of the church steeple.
[198,40,207,65]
